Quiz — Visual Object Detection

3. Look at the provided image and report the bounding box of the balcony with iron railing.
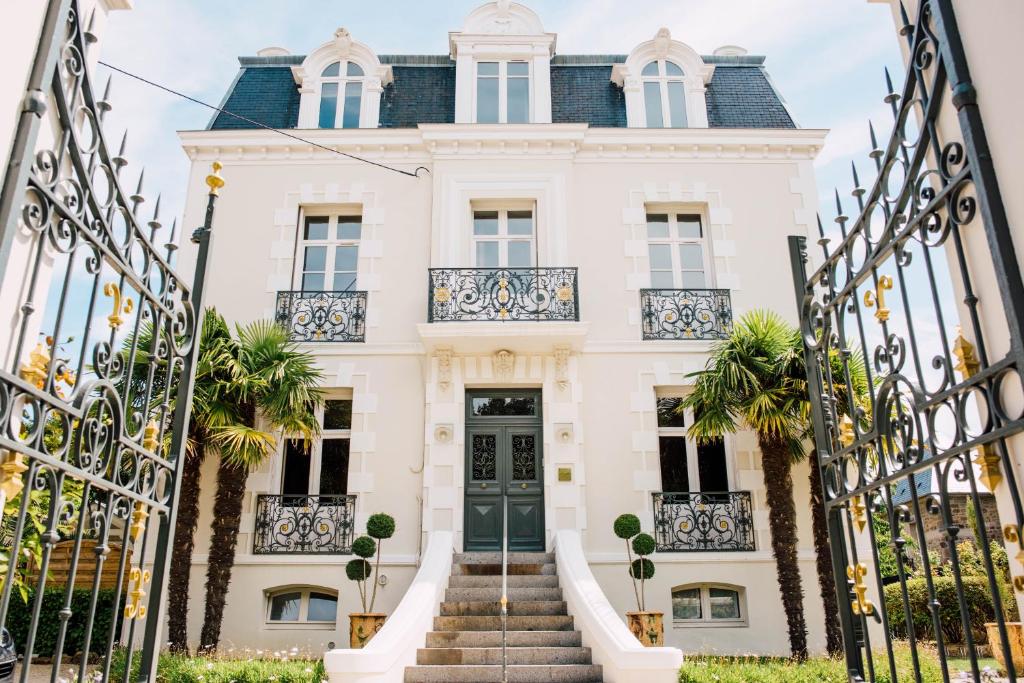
[275,290,367,342]
[253,494,357,554]
[651,491,755,552]
[640,289,732,340]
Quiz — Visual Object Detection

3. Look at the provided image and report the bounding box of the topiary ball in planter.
[346,559,372,582]
[631,532,656,557]
[352,535,376,559]
[614,514,641,540]
[630,558,655,580]
[366,513,396,540]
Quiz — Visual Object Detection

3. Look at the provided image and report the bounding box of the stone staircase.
[405,551,602,682]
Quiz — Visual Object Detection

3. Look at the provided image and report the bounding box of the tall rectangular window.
[299,214,362,291]
[281,399,353,497]
[476,61,530,123]
[507,62,530,123]
[472,208,535,268]
[647,213,707,289]
[656,396,729,492]
[318,83,339,129]
[477,62,500,123]
[341,82,362,129]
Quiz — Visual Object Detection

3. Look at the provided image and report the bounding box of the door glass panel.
[476,241,499,267]
[709,588,741,619]
[659,436,689,492]
[648,244,672,269]
[680,270,706,289]
[507,211,534,235]
[508,241,533,268]
[646,214,669,238]
[282,439,311,496]
[342,81,361,129]
[656,397,687,428]
[307,593,338,622]
[677,215,702,238]
[474,211,499,235]
[471,434,497,481]
[318,83,338,129]
[697,438,729,492]
[323,400,353,429]
[477,64,499,123]
[650,270,675,289]
[304,246,326,270]
[668,81,687,128]
[305,217,329,240]
[679,243,703,269]
[269,592,301,621]
[471,397,537,416]
[672,588,702,620]
[337,216,362,240]
[333,272,356,291]
[302,272,325,291]
[511,434,537,480]
[644,81,664,128]
[319,439,350,496]
[508,72,529,123]
[335,245,358,271]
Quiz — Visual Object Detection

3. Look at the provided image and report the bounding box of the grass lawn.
[110,650,327,683]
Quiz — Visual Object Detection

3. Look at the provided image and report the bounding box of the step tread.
[454,552,555,564]
[446,587,563,601]
[449,575,559,588]
[425,631,583,648]
[405,664,602,683]
[416,646,592,665]
[434,615,574,631]
[440,600,568,616]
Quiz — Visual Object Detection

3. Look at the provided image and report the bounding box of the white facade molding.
[613,27,715,129]
[450,2,555,124]
[292,28,393,129]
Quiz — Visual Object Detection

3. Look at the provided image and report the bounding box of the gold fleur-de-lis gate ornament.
[863,274,894,323]
[847,563,876,616]
[103,282,134,330]
[124,567,152,620]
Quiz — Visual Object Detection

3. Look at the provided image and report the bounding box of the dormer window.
[476,61,531,124]
[642,60,686,128]
[318,61,365,129]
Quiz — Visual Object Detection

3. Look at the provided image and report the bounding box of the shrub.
[630,558,655,580]
[351,536,376,559]
[632,532,656,556]
[614,514,641,539]
[884,575,1005,644]
[346,559,372,581]
[7,587,123,657]
[111,651,326,683]
[366,513,395,540]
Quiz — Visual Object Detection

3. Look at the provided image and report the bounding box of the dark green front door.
[464,390,545,551]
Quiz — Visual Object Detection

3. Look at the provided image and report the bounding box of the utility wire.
[98,60,428,179]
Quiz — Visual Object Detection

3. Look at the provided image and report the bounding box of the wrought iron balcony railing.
[428,267,579,322]
[640,288,732,340]
[276,290,367,342]
[652,491,755,552]
[253,494,356,554]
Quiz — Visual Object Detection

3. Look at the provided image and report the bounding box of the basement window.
[267,588,338,624]
[671,584,746,627]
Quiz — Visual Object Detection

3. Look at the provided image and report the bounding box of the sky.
[94,0,907,239]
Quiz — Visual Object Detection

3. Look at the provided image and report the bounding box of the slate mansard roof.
[209,53,795,131]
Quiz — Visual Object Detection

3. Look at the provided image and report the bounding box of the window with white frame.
[647,213,708,289]
[267,588,338,624]
[472,207,535,268]
[671,584,746,625]
[282,399,352,498]
[299,215,361,292]
[656,396,728,493]
[476,61,530,124]
[318,61,365,129]
[642,59,687,128]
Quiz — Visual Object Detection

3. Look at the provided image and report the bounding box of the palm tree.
[681,310,811,659]
[197,320,323,651]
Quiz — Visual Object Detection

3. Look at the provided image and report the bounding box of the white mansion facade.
[176,1,829,660]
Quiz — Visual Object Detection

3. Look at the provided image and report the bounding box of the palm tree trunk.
[167,433,205,654]
[198,456,249,652]
[758,434,808,660]
[809,461,843,655]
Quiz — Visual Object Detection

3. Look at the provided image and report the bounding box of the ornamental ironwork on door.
[789,1,1024,680]
[0,1,217,681]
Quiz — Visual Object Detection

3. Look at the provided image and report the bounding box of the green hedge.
[883,575,1004,645]
[111,652,326,683]
[679,646,942,683]
[7,587,124,657]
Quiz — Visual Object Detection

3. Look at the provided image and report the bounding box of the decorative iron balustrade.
[276,291,367,342]
[253,494,356,554]
[640,289,732,340]
[428,268,579,322]
[652,492,755,552]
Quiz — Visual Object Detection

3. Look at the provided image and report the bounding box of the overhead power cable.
[97,60,428,178]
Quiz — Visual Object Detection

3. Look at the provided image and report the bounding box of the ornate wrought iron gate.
[0,1,216,680]
[790,0,1024,680]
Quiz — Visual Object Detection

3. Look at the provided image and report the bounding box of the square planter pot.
[350,613,387,649]
[626,611,664,646]
[986,621,1024,675]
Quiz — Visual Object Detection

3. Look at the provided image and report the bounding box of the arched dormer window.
[641,60,686,128]
[293,28,392,129]
[318,60,366,129]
